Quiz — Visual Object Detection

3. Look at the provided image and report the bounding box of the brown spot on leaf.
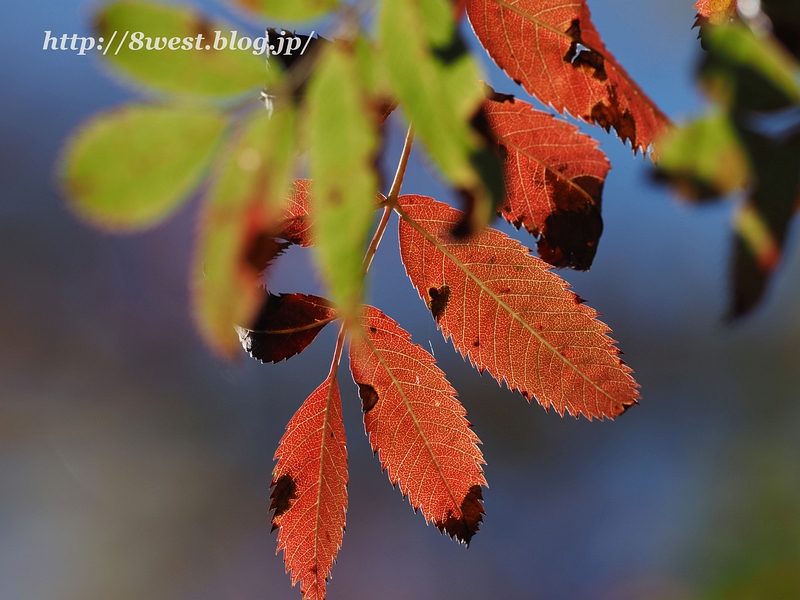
[564,20,607,82]
[427,285,451,323]
[269,473,297,531]
[590,88,637,147]
[357,383,379,413]
[434,484,484,545]
[191,15,215,43]
[329,188,343,207]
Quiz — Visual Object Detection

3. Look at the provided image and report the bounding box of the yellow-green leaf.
[379,0,502,230]
[226,0,338,22]
[193,107,297,355]
[61,103,226,231]
[306,42,380,323]
[654,109,750,199]
[96,1,267,97]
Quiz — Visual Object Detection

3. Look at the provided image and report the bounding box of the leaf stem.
[327,322,348,381]
[328,126,414,381]
[361,125,415,275]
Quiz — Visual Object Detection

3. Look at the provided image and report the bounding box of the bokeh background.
[3,1,800,599]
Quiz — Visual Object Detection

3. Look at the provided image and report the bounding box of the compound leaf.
[350,305,486,544]
[397,194,639,419]
[271,375,348,600]
[62,103,226,231]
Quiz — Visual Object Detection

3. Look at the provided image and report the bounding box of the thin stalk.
[361,125,415,275]
[327,322,347,380]
[329,125,414,377]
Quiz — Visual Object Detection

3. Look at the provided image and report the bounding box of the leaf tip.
[434,484,485,546]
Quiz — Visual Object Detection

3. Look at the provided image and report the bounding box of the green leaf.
[379,0,503,231]
[61,103,226,231]
[306,42,380,323]
[702,24,800,111]
[654,109,750,199]
[226,0,338,22]
[193,107,297,355]
[96,1,267,97]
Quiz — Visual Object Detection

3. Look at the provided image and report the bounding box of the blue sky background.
[2,1,800,599]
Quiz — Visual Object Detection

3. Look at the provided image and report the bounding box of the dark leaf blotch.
[435,484,485,545]
[358,383,379,413]
[269,473,298,530]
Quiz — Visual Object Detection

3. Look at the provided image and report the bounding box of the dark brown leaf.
[237,293,336,363]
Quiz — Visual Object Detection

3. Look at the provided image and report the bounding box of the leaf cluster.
[57,1,679,598]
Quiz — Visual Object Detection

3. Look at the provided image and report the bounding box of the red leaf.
[271,374,348,600]
[237,293,337,363]
[484,91,610,270]
[397,194,639,420]
[466,0,670,153]
[349,305,486,545]
[276,179,314,247]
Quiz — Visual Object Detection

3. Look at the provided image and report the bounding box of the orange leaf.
[484,91,610,270]
[466,0,670,153]
[349,305,486,544]
[276,179,315,247]
[695,0,738,25]
[271,375,348,600]
[397,194,639,419]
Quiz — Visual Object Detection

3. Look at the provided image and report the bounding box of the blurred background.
[2,0,800,599]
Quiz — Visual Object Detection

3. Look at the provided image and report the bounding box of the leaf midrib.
[357,323,461,513]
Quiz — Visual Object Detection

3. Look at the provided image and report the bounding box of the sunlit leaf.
[466,0,671,155]
[397,194,639,419]
[350,305,486,544]
[483,90,610,270]
[380,0,504,232]
[695,0,738,25]
[96,0,267,97]
[306,42,381,323]
[62,103,226,231]
[271,374,347,600]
